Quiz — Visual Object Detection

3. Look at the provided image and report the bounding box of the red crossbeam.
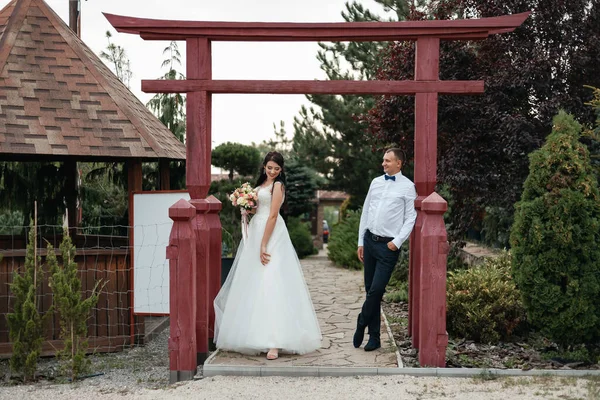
[141,79,485,95]
[104,12,530,42]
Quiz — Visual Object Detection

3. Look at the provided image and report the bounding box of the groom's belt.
[366,230,394,243]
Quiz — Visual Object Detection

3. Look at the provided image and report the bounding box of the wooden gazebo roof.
[0,0,186,161]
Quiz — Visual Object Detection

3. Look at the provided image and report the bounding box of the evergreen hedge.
[510,111,600,346]
[287,217,316,259]
[327,210,362,270]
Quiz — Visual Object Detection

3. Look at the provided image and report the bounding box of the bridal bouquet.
[229,182,258,239]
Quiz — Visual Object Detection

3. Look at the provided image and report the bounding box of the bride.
[213,151,322,360]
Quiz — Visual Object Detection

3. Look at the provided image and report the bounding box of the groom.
[354,148,417,351]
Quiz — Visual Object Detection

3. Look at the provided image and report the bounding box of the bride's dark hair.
[255,151,287,189]
[256,151,288,220]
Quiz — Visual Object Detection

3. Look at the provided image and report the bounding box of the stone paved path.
[206,248,398,369]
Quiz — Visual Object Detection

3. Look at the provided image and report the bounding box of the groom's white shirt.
[358,171,418,249]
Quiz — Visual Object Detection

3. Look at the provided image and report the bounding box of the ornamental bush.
[327,209,362,270]
[510,111,600,346]
[6,222,50,381]
[446,251,526,343]
[287,217,316,259]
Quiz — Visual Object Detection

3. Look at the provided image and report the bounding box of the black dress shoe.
[364,337,381,352]
[353,315,366,348]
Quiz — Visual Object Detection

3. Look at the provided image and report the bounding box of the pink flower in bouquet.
[229,182,258,211]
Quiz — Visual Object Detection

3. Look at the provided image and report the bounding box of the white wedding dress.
[213,183,322,355]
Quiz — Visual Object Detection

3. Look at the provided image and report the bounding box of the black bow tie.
[385,175,395,181]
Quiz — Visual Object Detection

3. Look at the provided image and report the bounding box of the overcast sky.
[1,0,387,148]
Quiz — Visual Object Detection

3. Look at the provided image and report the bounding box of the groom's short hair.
[385,148,406,163]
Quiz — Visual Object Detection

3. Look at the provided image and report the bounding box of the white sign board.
[133,191,190,314]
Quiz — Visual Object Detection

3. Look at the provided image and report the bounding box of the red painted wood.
[138,31,518,41]
[414,37,440,196]
[186,38,212,200]
[159,159,171,190]
[190,199,210,364]
[127,160,144,344]
[104,12,530,42]
[142,79,485,95]
[418,192,449,367]
[205,196,223,343]
[410,37,440,348]
[414,93,439,196]
[167,199,197,374]
[409,207,424,348]
[185,37,212,364]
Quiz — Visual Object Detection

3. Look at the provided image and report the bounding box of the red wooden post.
[186,36,213,364]
[418,192,449,367]
[167,199,197,383]
[206,195,222,350]
[190,198,210,364]
[410,37,440,348]
[127,159,146,345]
[186,37,212,200]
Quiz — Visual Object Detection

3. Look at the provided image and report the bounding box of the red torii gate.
[106,11,529,382]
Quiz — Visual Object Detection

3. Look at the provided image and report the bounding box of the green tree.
[99,30,133,88]
[367,0,600,242]
[285,159,320,218]
[212,142,261,182]
[252,121,293,159]
[510,111,600,346]
[6,221,51,381]
[0,210,24,235]
[78,162,128,234]
[47,230,104,381]
[146,41,186,143]
[146,41,187,190]
[0,162,66,232]
[267,121,293,154]
[293,1,412,207]
[583,86,600,183]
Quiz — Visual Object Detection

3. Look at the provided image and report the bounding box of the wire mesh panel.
[0,224,153,357]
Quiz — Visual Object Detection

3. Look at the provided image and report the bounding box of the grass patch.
[386,315,408,327]
[472,369,497,382]
[384,282,408,303]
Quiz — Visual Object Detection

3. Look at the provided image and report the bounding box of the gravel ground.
[0,326,174,390]
[0,374,598,399]
[1,326,599,399]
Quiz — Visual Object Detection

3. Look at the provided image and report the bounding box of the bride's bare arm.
[260,182,284,265]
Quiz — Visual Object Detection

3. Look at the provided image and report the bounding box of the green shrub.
[384,281,408,303]
[0,210,24,235]
[287,217,315,259]
[447,244,468,272]
[481,206,513,249]
[7,222,51,381]
[510,111,600,346]
[388,242,409,289]
[327,209,362,270]
[47,230,105,381]
[447,251,526,343]
[339,197,351,221]
[209,178,246,254]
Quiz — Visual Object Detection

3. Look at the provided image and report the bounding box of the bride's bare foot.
[266,348,279,360]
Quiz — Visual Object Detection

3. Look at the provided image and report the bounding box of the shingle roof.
[0,0,186,160]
